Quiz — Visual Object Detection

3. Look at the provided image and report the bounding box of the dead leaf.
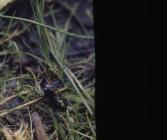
[0,0,15,10]
[32,112,48,140]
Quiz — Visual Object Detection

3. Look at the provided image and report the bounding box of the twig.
[0,91,31,106]
[71,129,95,140]
[0,29,21,45]
[0,97,42,117]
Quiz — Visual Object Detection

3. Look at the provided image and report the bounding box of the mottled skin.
[43,83,67,112]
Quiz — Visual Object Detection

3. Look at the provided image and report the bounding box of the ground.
[0,0,95,139]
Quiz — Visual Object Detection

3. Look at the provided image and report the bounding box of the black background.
[95,0,166,140]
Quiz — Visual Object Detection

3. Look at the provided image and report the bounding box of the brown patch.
[32,112,48,140]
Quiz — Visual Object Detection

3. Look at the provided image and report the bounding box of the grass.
[0,0,95,140]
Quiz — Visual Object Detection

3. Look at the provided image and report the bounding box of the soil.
[0,0,95,139]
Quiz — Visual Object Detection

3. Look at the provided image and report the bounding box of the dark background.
[95,0,166,140]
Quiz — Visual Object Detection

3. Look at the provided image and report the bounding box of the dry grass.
[0,0,95,139]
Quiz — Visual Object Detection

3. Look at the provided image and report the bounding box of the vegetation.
[0,0,95,139]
